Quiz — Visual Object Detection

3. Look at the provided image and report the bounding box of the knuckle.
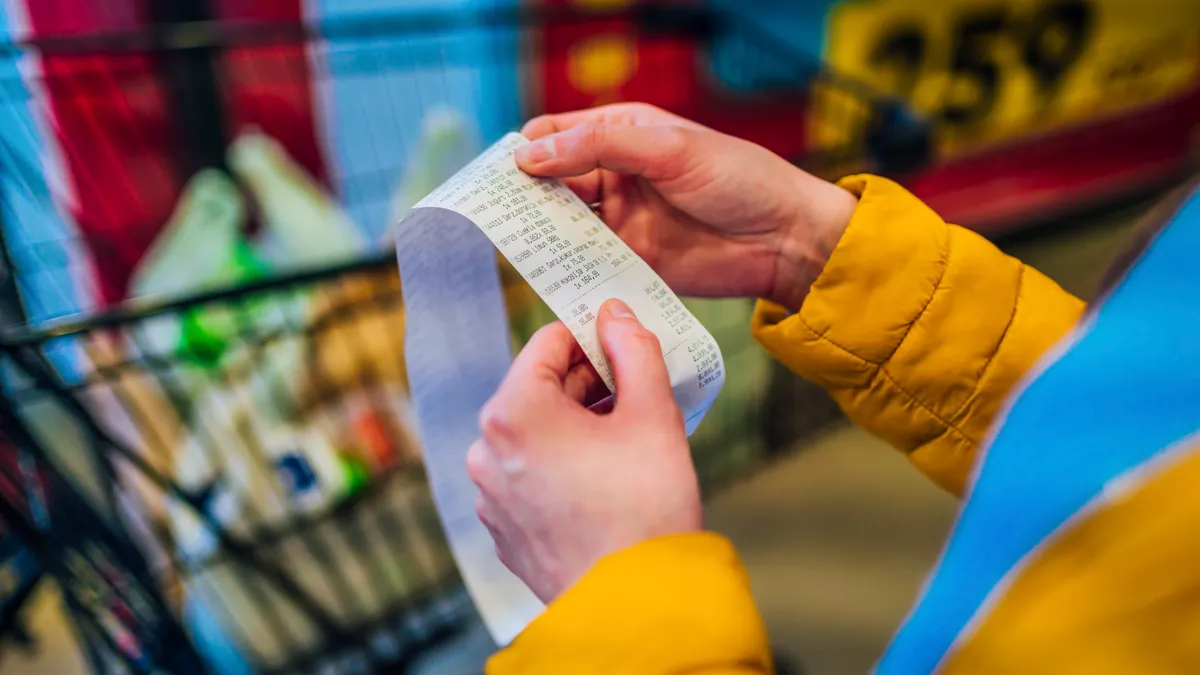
[630,102,666,118]
[656,125,690,160]
[465,441,490,486]
[477,401,519,443]
[521,114,556,138]
[629,325,662,353]
[494,542,510,569]
[531,320,567,344]
[579,121,606,149]
[474,493,491,525]
[526,113,551,127]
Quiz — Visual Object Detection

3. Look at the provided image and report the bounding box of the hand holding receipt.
[395,132,725,644]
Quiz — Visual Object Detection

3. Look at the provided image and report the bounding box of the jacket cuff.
[752,174,951,390]
[486,533,772,675]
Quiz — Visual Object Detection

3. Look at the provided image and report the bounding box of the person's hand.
[516,103,857,312]
[467,299,701,603]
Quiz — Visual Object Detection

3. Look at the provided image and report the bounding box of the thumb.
[595,299,679,420]
[516,123,691,182]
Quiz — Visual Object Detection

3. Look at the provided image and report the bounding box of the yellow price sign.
[817,0,1200,155]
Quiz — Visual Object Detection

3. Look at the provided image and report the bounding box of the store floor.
[0,196,1150,674]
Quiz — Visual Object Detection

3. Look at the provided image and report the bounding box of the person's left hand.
[467,299,702,603]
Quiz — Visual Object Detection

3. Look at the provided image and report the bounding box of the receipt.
[395,132,725,645]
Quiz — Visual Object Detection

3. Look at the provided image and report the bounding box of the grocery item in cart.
[164,372,445,669]
[228,129,367,271]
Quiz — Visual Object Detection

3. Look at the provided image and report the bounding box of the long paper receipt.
[394,132,725,645]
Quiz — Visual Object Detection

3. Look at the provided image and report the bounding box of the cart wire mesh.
[2,269,472,673]
[0,3,929,673]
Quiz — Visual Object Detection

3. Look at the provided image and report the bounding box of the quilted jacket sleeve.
[486,533,774,675]
[753,175,1086,496]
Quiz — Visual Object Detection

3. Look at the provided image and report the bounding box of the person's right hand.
[516,103,858,312]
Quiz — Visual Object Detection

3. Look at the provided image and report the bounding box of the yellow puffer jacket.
[485,175,1200,674]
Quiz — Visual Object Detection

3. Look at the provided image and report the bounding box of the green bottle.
[178,238,272,368]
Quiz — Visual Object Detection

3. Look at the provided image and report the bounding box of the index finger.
[521,106,637,140]
[520,103,705,140]
[479,322,582,447]
[496,321,584,402]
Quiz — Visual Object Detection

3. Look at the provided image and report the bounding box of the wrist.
[767,173,857,313]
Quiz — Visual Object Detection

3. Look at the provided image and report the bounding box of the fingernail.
[517,137,556,164]
[605,299,636,321]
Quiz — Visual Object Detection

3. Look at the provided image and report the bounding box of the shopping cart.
[0,3,929,673]
[1,271,475,673]
[0,392,219,673]
[0,531,41,656]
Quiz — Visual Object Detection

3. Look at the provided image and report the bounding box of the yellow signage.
[818,0,1200,156]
